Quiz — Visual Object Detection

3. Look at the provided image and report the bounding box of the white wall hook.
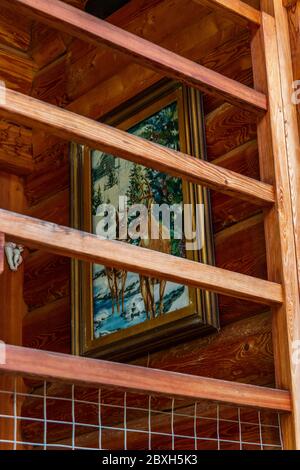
[4,242,24,272]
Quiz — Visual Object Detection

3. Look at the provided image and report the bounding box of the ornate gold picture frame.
[71,82,219,361]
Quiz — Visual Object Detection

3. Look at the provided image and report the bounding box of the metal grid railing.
[0,376,283,450]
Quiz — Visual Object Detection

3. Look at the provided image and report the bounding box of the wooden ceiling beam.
[0,208,283,305]
[0,87,274,206]
[192,0,261,27]
[5,0,267,112]
[0,344,291,411]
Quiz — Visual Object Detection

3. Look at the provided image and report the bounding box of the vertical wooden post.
[251,11,300,449]
[0,172,26,450]
[265,0,300,292]
[285,0,300,130]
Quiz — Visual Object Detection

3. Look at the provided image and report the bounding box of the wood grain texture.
[283,0,298,8]
[215,214,267,279]
[280,0,300,289]
[66,0,210,103]
[251,12,300,449]
[205,103,257,160]
[26,189,69,226]
[5,0,267,112]
[0,87,274,206]
[20,311,276,445]
[23,297,70,353]
[26,141,69,206]
[0,46,37,94]
[65,14,246,124]
[147,311,273,383]
[30,23,67,69]
[0,4,32,51]
[31,10,239,113]
[24,251,70,310]
[0,172,27,450]
[210,139,261,231]
[0,208,283,306]
[0,121,33,176]
[21,214,268,353]
[0,344,291,411]
[192,0,261,27]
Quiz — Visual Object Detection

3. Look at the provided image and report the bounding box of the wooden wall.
[0,0,280,449]
[18,0,272,380]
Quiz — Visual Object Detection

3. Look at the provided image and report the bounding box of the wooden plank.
[251,12,300,450]
[0,46,37,94]
[66,0,210,103]
[0,121,33,176]
[0,87,274,206]
[26,188,69,226]
[23,297,70,353]
[24,251,70,310]
[192,0,261,27]
[0,208,283,305]
[205,103,257,160]
[30,23,67,69]
[0,4,32,51]
[276,0,300,289]
[0,173,26,450]
[5,0,267,112]
[0,232,4,274]
[66,15,250,124]
[283,0,298,8]
[0,344,292,411]
[286,1,300,133]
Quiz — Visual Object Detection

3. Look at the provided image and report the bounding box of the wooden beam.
[0,87,274,207]
[64,14,251,126]
[0,344,292,412]
[0,121,33,176]
[5,0,267,112]
[0,173,26,450]
[251,12,300,450]
[192,0,261,27]
[272,0,300,294]
[0,208,283,305]
[283,0,298,8]
[0,232,4,274]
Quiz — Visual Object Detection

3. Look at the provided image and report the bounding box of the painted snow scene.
[91,102,191,339]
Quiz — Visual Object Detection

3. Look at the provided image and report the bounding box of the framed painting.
[71,82,219,360]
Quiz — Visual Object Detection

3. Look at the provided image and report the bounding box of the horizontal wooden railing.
[0,344,292,412]
[0,209,283,305]
[193,0,262,27]
[4,0,267,112]
[0,87,274,206]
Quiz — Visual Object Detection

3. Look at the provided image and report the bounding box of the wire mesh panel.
[0,375,283,450]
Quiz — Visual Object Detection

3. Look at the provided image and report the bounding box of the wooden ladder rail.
[0,0,298,449]
[4,0,266,113]
[251,2,300,450]
[0,344,292,413]
[0,208,283,306]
